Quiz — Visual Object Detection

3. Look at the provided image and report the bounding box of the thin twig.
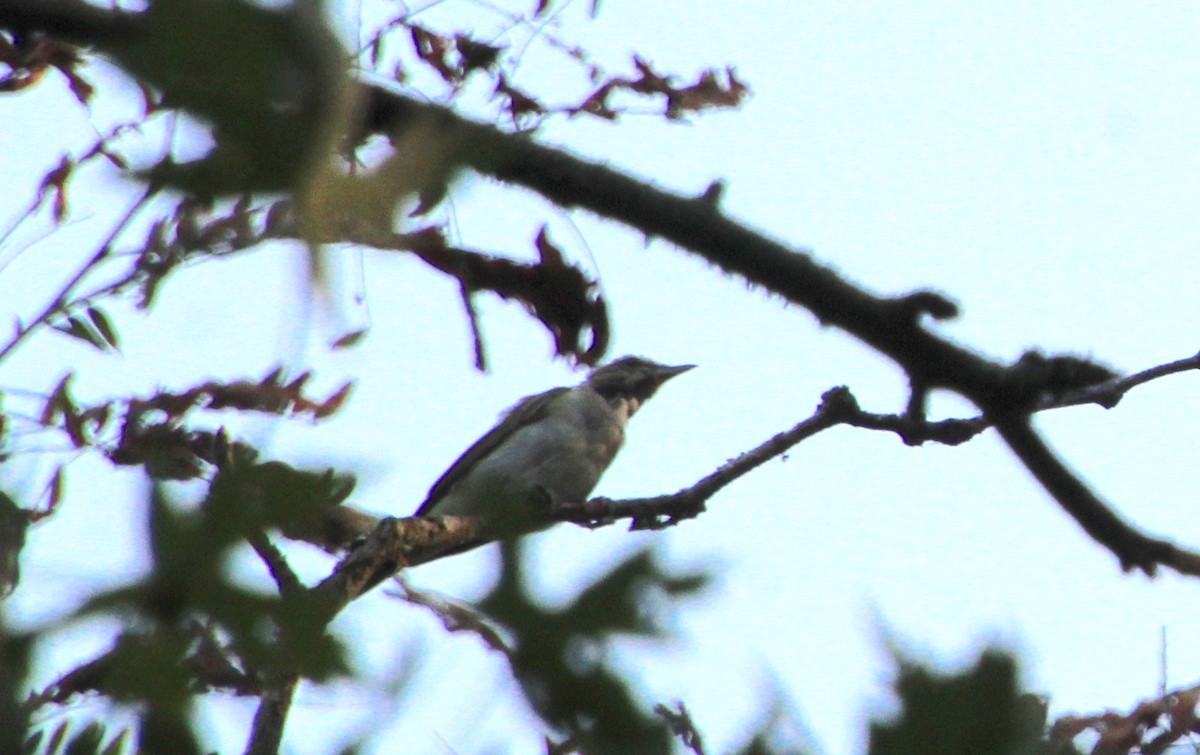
[459,280,487,371]
[247,531,303,596]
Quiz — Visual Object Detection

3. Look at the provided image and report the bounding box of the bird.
[413,356,694,554]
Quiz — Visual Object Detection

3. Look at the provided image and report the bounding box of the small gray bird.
[414,356,694,553]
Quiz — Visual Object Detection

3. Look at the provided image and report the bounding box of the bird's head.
[585,356,695,404]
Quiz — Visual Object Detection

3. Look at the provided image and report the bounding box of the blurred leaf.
[106,0,345,194]
[138,705,200,755]
[36,155,73,223]
[0,491,30,596]
[39,374,75,427]
[2,629,34,754]
[45,466,65,515]
[105,632,191,707]
[655,702,706,755]
[729,670,820,755]
[140,486,229,622]
[869,647,1042,755]
[473,543,708,752]
[22,730,42,754]
[315,382,354,419]
[99,729,130,755]
[563,550,709,637]
[301,117,463,246]
[272,596,351,682]
[206,460,356,543]
[45,722,70,755]
[62,721,105,755]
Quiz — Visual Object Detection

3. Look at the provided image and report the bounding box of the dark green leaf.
[3,630,35,754]
[51,316,108,352]
[85,307,120,351]
[0,491,30,596]
[869,647,1041,755]
[106,0,345,194]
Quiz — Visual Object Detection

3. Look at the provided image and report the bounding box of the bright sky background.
[6,1,1200,753]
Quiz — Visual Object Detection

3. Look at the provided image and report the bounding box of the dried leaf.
[315,382,354,419]
[61,67,95,105]
[284,371,312,394]
[369,36,384,68]
[666,66,750,119]
[260,366,285,388]
[37,155,74,223]
[411,232,608,363]
[455,35,503,74]
[496,76,547,122]
[410,25,460,83]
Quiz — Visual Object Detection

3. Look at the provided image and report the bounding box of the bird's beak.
[656,363,696,383]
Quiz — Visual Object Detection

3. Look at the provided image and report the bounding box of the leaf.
[45,721,70,755]
[0,490,31,596]
[109,0,347,194]
[63,721,105,755]
[315,382,353,419]
[331,329,367,350]
[44,466,65,517]
[455,35,503,74]
[36,156,73,223]
[86,307,120,351]
[51,315,109,352]
[409,25,460,83]
[302,116,464,246]
[868,647,1042,755]
[23,729,43,754]
[61,68,95,107]
[369,35,383,68]
[39,374,71,426]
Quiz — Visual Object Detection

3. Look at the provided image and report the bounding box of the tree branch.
[243,672,297,755]
[5,0,1199,579]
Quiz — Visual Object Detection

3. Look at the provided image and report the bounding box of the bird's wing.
[414,386,570,516]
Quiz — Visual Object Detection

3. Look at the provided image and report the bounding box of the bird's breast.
[430,388,629,528]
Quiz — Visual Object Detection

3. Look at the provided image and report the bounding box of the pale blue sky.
[6,2,1200,753]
